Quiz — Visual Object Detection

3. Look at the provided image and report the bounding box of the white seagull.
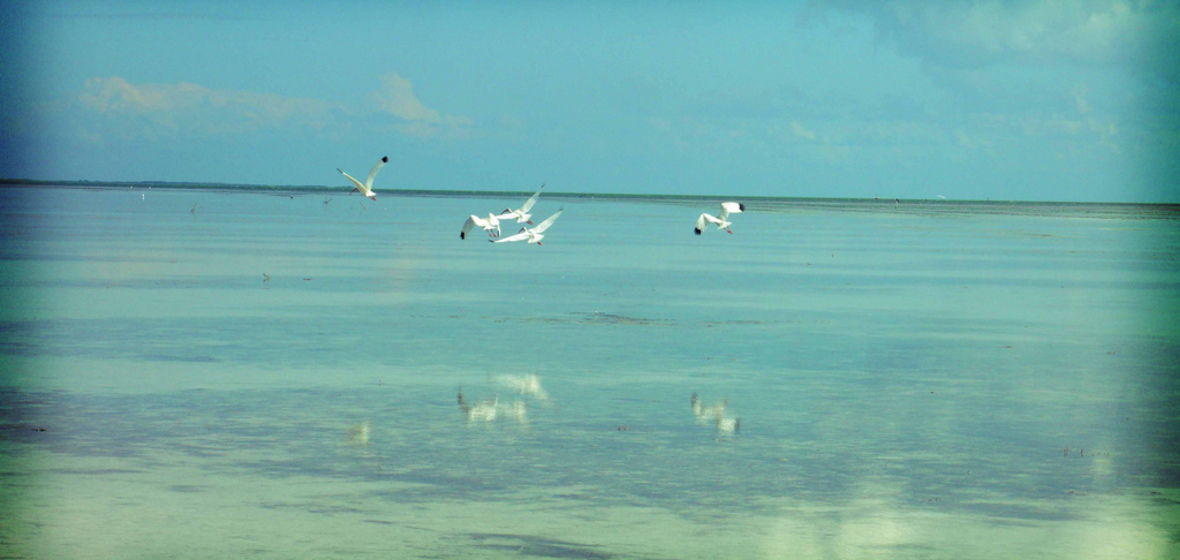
[460,212,512,239]
[337,156,388,201]
[695,202,745,235]
[499,184,545,224]
[491,209,563,245]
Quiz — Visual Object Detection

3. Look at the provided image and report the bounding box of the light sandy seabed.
[1,187,1177,559]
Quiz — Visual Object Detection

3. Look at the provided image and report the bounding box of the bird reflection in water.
[691,392,740,434]
[458,374,552,424]
[457,390,529,424]
[498,374,550,402]
[346,419,371,446]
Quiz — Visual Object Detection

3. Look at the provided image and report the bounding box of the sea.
[1,184,1178,559]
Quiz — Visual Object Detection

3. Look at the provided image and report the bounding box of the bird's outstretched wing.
[695,213,720,234]
[533,209,563,234]
[493,230,530,243]
[520,184,545,213]
[719,201,743,221]
[460,215,478,240]
[365,156,389,189]
[338,169,365,191]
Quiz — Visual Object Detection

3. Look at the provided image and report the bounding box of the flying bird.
[695,202,744,235]
[491,209,563,245]
[499,184,545,224]
[460,212,511,239]
[337,156,388,201]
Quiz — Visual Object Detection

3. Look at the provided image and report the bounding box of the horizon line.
[1,178,1176,206]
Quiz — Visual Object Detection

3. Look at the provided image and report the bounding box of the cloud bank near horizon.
[67,72,474,143]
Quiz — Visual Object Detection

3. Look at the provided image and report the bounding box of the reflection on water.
[458,374,551,424]
[468,533,614,559]
[0,187,1178,559]
[346,419,370,446]
[457,391,505,422]
[499,373,550,403]
[691,392,740,434]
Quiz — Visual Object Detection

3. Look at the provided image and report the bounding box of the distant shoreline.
[1,178,1177,209]
[0,177,749,203]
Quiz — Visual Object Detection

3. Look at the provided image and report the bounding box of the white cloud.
[78,76,344,138]
[1073,85,1093,115]
[368,73,442,123]
[71,74,475,142]
[810,0,1180,73]
[368,73,475,138]
[791,120,818,141]
[795,0,1158,167]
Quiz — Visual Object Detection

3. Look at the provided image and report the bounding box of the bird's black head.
[694,228,702,235]
[738,203,745,211]
[381,156,389,163]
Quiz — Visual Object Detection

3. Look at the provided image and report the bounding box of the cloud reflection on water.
[758,489,1177,559]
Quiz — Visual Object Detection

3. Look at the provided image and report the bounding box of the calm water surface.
[1,186,1178,559]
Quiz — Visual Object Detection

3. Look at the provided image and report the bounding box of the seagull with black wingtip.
[695,201,744,235]
[337,156,388,201]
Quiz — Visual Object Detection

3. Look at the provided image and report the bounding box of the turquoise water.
[1,185,1178,559]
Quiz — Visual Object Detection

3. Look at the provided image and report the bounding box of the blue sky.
[2,0,1178,201]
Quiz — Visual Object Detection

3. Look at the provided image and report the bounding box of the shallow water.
[1,185,1178,559]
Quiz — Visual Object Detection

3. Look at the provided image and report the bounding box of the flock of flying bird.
[459,184,563,245]
[339,156,745,243]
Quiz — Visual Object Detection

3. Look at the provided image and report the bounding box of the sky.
[1,0,1178,202]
